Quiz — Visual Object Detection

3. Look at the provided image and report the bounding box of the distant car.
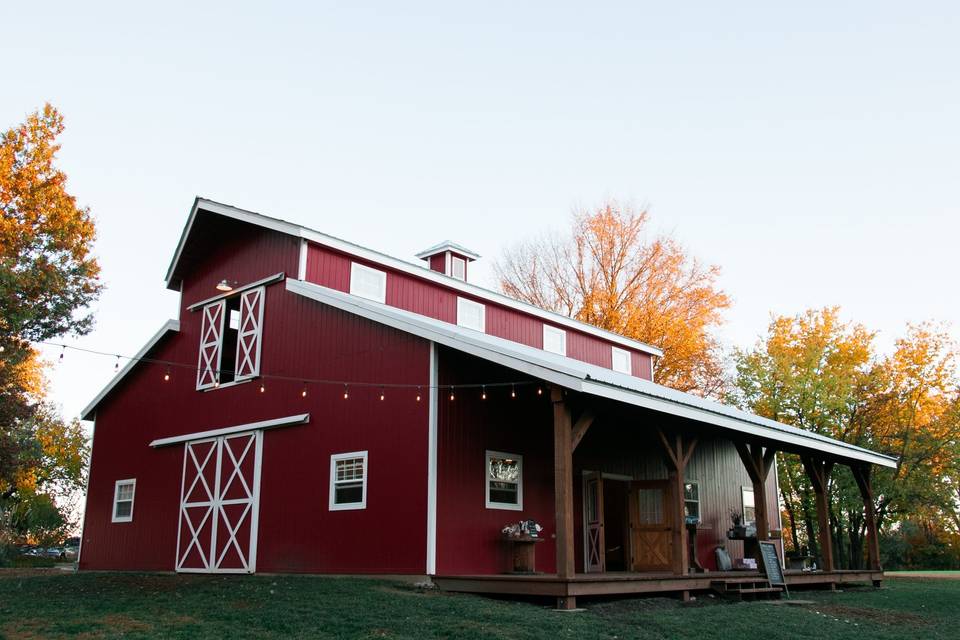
[44,547,67,559]
[62,545,79,559]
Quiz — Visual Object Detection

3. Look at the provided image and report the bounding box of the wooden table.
[505,535,544,573]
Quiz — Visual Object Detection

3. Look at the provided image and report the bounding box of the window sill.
[200,378,254,393]
[111,518,133,524]
[329,503,366,511]
[485,502,523,511]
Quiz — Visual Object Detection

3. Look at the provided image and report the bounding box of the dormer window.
[197,286,265,390]
[612,347,632,375]
[457,297,485,332]
[350,263,387,303]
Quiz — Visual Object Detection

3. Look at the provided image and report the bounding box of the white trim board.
[186,272,285,312]
[150,414,310,448]
[286,278,898,469]
[80,320,180,420]
[426,342,438,575]
[166,198,662,357]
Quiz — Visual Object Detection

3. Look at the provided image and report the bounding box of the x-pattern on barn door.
[176,431,263,573]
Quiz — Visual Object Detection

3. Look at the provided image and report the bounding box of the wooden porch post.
[656,429,698,576]
[551,387,576,609]
[801,457,835,572]
[851,464,882,574]
[734,441,776,561]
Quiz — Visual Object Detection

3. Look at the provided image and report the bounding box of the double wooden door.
[628,480,672,572]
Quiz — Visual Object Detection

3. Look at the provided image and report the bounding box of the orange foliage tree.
[494,201,730,396]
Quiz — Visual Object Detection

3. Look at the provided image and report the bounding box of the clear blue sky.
[4,1,958,421]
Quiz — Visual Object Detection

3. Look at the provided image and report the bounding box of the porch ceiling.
[287,279,898,469]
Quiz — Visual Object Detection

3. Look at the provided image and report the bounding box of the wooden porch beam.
[851,463,882,572]
[655,428,697,576]
[570,410,595,452]
[551,386,575,586]
[801,456,836,572]
[734,440,776,543]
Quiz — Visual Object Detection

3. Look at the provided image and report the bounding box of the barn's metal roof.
[164,197,662,357]
[288,278,899,469]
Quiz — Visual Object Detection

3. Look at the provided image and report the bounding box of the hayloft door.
[628,480,672,572]
[176,430,263,573]
[583,472,606,573]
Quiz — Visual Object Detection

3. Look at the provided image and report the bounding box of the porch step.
[710,579,782,600]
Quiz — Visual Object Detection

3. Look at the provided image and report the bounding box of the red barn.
[79,198,896,607]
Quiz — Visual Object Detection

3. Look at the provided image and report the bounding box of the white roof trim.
[80,320,180,420]
[149,413,309,447]
[415,241,481,261]
[167,198,662,357]
[186,272,285,311]
[287,279,897,469]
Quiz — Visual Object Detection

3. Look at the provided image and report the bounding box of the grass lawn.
[1,571,957,639]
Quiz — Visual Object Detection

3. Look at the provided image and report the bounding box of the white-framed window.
[612,346,632,375]
[112,479,136,523]
[196,286,265,390]
[350,263,387,304]
[456,297,485,332]
[451,255,466,281]
[742,486,756,526]
[485,450,523,510]
[329,451,368,510]
[542,325,566,356]
[684,481,700,520]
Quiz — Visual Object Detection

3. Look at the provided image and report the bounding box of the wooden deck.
[433,569,884,599]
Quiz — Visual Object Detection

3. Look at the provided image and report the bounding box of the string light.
[301,383,308,398]
[163,367,171,382]
[379,388,385,401]
[449,387,455,401]
[481,385,487,400]
[343,384,349,400]
[259,381,265,393]
[416,386,421,402]
[114,355,120,371]
[511,384,516,399]
[537,387,543,396]
[59,346,65,362]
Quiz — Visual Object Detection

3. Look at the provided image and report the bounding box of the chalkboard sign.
[759,541,789,597]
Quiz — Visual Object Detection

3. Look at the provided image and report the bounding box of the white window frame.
[451,255,466,281]
[612,346,632,375]
[112,478,136,523]
[742,486,756,526]
[456,297,486,332]
[329,451,368,511]
[683,480,700,520]
[542,325,566,356]
[485,450,523,511]
[349,263,387,304]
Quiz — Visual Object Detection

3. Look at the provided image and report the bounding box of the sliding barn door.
[628,480,672,572]
[176,431,263,573]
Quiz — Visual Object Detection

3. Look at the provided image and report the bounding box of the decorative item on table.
[728,509,747,538]
[502,520,543,539]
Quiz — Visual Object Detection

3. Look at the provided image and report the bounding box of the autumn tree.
[0,104,99,550]
[732,308,960,569]
[494,202,731,396]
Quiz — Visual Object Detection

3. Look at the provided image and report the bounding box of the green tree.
[0,104,98,549]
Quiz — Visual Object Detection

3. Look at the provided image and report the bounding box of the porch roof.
[287,279,898,469]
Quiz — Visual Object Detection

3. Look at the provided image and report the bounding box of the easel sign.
[759,541,790,598]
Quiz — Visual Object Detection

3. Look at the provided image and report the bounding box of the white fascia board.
[186,272,286,311]
[580,381,898,468]
[415,241,481,261]
[80,320,181,421]
[164,198,661,356]
[150,413,310,447]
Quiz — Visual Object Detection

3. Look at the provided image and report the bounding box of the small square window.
[457,297,485,332]
[451,256,466,281]
[112,479,136,523]
[486,451,523,510]
[330,451,368,510]
[742,486,756,525]
[612,347,632,374]
[542,325,566,356]
[350,263,387,303]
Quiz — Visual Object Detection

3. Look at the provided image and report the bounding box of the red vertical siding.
[81,227,432,574]
[632,351,654,381]
[435,348,557,575]
[304,242,653,377]
[428,254,446,273]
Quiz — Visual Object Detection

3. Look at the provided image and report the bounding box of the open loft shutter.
[197,300,226,390]
[235,287,265,380]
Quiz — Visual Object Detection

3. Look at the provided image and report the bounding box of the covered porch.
[443,384,897,609]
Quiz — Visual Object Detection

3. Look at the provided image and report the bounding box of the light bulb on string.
[163,367,170,382]
[380,388,385,401]
[343,384,349,400]
[481,386,487,400]
[301,383,308,398]
[114,356,120,371]
[259,381,265,393]
[511,384,516,399]
[416,386,421,402]
[537,386,543,396]
[59,347,65,362]
[449,387,455,401]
